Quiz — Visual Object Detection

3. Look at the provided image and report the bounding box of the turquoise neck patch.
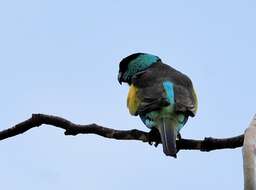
[123,54,160,81]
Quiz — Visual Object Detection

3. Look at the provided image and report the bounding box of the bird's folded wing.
[130,62,198,117]
[131,71,170,115]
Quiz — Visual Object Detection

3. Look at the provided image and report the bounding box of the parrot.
[118,53,198,158]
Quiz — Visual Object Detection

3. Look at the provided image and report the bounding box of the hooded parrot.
[118,53,198,158]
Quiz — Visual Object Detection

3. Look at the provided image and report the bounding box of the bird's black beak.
[118,72,123,85]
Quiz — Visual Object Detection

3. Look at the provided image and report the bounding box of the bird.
[118,53,198,158]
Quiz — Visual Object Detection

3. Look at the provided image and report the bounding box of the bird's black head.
[118,53,160,85]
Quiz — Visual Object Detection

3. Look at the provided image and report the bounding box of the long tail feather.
[157,118,177,158]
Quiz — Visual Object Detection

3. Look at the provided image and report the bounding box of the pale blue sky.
[0,0,255,189]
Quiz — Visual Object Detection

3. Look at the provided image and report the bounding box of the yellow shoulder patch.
[127,84,139,115]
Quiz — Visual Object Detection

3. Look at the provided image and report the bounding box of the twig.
[0,114,244,152]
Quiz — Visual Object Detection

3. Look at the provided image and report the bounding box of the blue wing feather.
[162,81,175,104]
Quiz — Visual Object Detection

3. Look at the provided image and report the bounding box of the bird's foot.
[148,128,161,147]
[176,133,182,153]
[177,133,182,141]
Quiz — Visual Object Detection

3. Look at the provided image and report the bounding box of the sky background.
[0,0,255,189]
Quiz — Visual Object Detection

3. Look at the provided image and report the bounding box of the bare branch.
[0,114,244,152]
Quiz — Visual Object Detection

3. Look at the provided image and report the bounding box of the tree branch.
[0,114,244,152]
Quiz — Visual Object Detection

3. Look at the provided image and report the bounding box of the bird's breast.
[127,84,139,115]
